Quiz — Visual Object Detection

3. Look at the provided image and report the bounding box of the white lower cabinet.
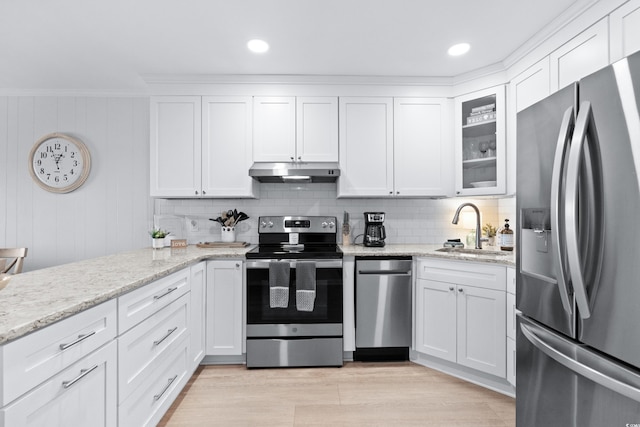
[506,266,516,387]
[0,300,117,407]
[118,293,190,404]
[117,266,192,427]
[415,258,507,378]
[118,334,189,427]
[415,279,457,362]
[0,260,242,426]
[206,260,244,356]
[190,261,207,370]
[0,340,117,427]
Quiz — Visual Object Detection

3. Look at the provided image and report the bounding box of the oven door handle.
[246,260,343,269]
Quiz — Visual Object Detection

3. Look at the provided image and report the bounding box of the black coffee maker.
[364,212,386,247]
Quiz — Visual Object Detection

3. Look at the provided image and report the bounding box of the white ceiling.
[0,0,592,93]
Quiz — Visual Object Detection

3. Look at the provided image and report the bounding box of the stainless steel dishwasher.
[354,257,412,361]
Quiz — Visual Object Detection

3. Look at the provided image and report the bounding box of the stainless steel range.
[245,216,343,368]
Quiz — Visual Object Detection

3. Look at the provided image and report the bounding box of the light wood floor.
[159,362,515,426]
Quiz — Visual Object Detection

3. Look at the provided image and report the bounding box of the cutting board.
[196,242,251,248]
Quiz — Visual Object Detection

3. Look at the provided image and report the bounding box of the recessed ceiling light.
[247,39,269,54]
[448,43,471,56]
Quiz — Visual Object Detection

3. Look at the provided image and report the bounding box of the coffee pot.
[363,212,386,247]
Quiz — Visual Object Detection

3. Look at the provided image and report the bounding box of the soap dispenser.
[499,219,514,251]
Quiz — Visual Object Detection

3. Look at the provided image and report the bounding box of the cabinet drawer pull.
[59,331,96,350]
[154,286,178,301]
[449,286,455,291]
[62,364,99,389]
[154,375,178,401]
[153,327,178,346]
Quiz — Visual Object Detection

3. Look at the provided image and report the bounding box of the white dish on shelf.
[470,181,497,188]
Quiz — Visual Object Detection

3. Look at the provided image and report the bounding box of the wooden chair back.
[0,248,28,274]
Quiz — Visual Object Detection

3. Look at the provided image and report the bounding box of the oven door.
[246,259,343,332]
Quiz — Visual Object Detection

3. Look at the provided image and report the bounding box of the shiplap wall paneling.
[0,96,151,271]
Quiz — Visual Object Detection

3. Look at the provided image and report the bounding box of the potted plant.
[482,223,497,246]
[149,228,170,249]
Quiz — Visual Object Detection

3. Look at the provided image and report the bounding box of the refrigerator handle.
[565,101,605,319]
[550,106,574,314]
[521,318,640,404]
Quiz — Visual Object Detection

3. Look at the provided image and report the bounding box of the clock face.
[28,133,91,193]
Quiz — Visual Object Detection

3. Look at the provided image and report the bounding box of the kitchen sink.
[435,247,510,256]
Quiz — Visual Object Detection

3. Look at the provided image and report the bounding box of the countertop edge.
[339,244,515,266]
[1,243,514,345]
[0,246,253,345]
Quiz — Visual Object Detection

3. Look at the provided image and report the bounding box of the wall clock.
[28,132,91,193]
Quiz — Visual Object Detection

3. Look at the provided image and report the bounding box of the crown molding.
[142,73,454,87]
[0,88,150,97]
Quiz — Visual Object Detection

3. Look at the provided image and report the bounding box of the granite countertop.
[0,245,253,345]
[340,243,515,266]
[1,242,514,346]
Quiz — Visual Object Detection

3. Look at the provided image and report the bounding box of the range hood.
[249,162,340,183]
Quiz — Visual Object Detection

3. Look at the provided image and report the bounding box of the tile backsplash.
[154,183,515,246]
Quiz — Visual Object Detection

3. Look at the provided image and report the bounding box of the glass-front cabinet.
[454,86,506,196]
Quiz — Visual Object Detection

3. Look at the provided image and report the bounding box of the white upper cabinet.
[150,96,201,197]
[150,96,256,198]
[509,57,551,114]
[338,97,451,198]
[550,17,609,91]
[338,97,394,197]
[610,0,640,62]
[394,98,453,197]
[296,97,339,162]
[454,86,506,196]
[253,97,296,162]
[507,57,551,195]
[253,96,338,162]
[202,96,256,198]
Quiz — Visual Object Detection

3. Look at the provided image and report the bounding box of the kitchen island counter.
[0,245,253,345]
[340,243,515,266]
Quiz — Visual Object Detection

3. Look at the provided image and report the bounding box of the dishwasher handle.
[357,269,412,275]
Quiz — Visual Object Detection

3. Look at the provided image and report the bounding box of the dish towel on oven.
[296,261,316,312]
[269,261,290,308]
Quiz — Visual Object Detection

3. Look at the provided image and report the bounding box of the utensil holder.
[221,227,236,242]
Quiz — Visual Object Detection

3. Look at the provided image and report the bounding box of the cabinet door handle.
[59,331,96,351]
[235,263,240,268]
[154,375,178,401]
[195,190,199,195]
[153,327,178,346]
[154,286,178,301]
[449,286,455,291]
[202,190,206,195]
[62,364,99,389]
[458,288,464,293]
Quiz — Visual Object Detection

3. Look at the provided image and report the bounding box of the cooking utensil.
[209,218,225,226]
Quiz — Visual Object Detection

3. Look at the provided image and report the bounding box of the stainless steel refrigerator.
[516,50,640,426]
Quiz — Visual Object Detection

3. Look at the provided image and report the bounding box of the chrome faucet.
[452,203,483,249]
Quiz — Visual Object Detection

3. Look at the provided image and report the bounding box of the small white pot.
[152,238,165,249]
[221,227,236,243]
